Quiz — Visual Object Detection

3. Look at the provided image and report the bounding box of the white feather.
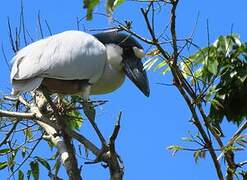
[105,44,123,71]
[11,30,107,94]
[133,46,145,59]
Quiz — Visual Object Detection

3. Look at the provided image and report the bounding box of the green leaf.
[47,140,54,150]
[235,135,247,148]
[106,0,125,15]
[181,137,193,142]
[30,161,39,180]
[113,0,125,8]
[83,0,100,20]
[167,145,183,156]
[0,162,8,170]
[8,151,16,172]
[146,49,161,57]
[21,147,27,158]
[207,56,219,75]
[27,169,31,180]
[24,128,33,140]
[153,60,167,72]
[162,66,171,75]
[54,158,61,176]
[66,108,83,130]
[187,47,209,66]
[180,60,192,78]
[232,35,241,47]
[144,58,159,70]
[0,148,11,155]
[36,156,51,171]
[82,101,95,122]
[18,170,24,180]
[49,151,60,161]
[193,149,206,163]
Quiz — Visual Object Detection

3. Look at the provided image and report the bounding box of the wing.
[11,31,107,84]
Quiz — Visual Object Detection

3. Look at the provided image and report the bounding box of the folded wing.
[11,30,107,95]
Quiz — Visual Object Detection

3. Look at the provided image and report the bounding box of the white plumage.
[10,30,150,97]
[11,31,107,95]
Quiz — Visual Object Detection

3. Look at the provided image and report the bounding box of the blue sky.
[0,0,247,179]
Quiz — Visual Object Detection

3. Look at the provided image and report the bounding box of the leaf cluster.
[146,35,247,126]
[83,0,125,20]
[188,35,247,125]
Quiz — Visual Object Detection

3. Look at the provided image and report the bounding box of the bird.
[10,30,150,99]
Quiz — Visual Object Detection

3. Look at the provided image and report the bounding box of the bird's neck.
[90,61,125,95]
[105,44,123,71]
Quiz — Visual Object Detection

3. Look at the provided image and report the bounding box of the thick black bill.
[123,57,150,97]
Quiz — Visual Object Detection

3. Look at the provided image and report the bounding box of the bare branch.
[36,90,82,180]
[170,0,178,63]
[20,0,27,46]
[0,121,18,147]
[37,11,44,39]
[45,19,52,36]
[7,18,17,53]
[8,136,42,179]
[82,100,107,147]
[108,112,124,180]
[109,112,122,153]
[0,109,35,119]
[218,120,247,161]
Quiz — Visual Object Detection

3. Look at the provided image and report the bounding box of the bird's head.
[94,31,150,97]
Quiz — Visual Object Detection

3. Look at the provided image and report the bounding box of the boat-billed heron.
[10,30,150,98]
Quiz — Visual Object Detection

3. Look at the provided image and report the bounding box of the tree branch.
[170,0,178,63]
[0,109,35,119]
[175,80,224,180]
[34,90,82,180]
[108,112,124,180]
[0,121,18,147]
[140,1,224,179]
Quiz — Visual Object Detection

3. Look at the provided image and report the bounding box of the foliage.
[185,35,247,126]
[83,0,125,20]
[1,0,247,179]
[146,35,247,127]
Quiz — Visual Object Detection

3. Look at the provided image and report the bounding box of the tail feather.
[11,78,43,96]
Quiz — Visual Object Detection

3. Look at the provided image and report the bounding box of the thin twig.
[7,18,17,53]
[0,121,18,147]
[7,136,42,179]
[109,112,122,152]
[37,11,44,38]
[170,0,178,63]
[0,109,35,119]
[20,0,27,46]
[141,1,224,179]
[45,19,52,36]
[218,120,247,161]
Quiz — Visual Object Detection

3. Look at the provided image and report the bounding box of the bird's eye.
[123,47,133,55]
[132,47,145,59]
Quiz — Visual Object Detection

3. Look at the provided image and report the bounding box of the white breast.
[90,61,125,95]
